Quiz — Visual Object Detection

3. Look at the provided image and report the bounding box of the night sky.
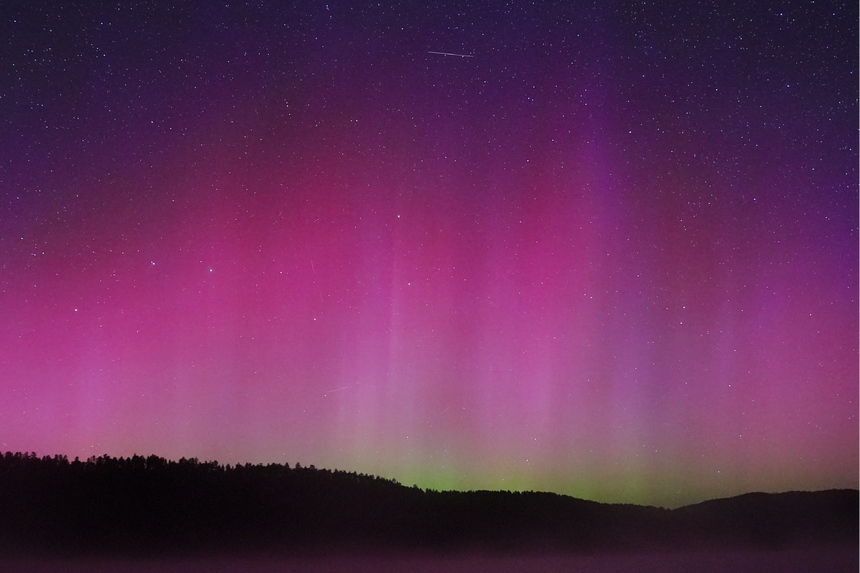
[1,1,856,507]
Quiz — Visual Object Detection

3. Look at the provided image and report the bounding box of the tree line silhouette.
[0,452,856,557]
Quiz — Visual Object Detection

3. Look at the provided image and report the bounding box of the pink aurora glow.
[0,2,856,507]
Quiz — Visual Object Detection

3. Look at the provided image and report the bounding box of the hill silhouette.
[0,452,855,557]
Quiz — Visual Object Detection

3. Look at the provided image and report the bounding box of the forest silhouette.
[0,452,855,557]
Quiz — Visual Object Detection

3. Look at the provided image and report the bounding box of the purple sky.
[1,1,856,507]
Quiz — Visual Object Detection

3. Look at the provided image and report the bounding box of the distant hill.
[0,452,855,557]
[670,489,858,549]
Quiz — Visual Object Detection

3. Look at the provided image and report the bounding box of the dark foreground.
[0,453,856,561]
[2,548,858,573]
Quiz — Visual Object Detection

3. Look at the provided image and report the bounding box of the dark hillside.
[0,452,855,557]
[671,489,859,549]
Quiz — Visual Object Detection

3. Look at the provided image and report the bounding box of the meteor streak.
[428,51,474,58]
[323,386,350,396]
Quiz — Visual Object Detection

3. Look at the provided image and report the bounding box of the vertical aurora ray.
[0,1,855,507]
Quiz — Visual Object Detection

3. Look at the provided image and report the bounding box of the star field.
[0,1,856,507]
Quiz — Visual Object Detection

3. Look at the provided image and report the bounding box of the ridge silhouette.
[0,452,856,557]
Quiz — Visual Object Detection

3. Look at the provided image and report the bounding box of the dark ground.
[0,453,856,561]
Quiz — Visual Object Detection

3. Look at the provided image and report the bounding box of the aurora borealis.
[1,1,856,507]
